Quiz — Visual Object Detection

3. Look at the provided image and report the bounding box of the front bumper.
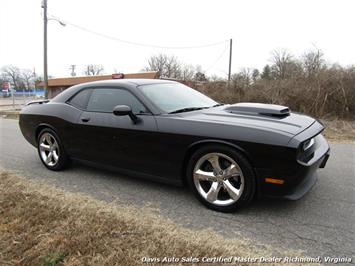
[257,134,330,200]
[283,148,329,200]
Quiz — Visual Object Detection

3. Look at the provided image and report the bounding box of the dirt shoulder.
[0,170,300,266]
[322,119,355,143]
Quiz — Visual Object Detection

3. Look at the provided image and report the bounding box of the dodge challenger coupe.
[19,79,330,212]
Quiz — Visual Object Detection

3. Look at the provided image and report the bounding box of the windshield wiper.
[212,103,225,107]
[169,107,209,114]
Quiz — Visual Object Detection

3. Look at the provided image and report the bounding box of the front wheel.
[187,145,255,212]
[37,128,69,171]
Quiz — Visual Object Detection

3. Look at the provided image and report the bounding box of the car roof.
[50,78,178,104]
[77,78,178,87]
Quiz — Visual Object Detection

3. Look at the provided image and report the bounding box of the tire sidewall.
[37,128,68,171]
[187,144,255,212]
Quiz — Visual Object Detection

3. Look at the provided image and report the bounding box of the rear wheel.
[37,128,69,171]
[187,145,255,212]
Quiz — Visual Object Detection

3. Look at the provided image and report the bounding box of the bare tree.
[231,68,252,90]
[270,49,294,79]
[145,54,167,75]
[302,49,325,78]
[84,64,104,76]
[145,54,182,78]
[0,72,7,85]
[209,74,224,82]
[240,68,252,85]
[166,56,181,78]
[144,54,208,81]
[2,65,22,89]
[181,64,196,80]
[21,69,35,90]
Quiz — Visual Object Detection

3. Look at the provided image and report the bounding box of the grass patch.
[43,252,65,266]
[0,170,297,265]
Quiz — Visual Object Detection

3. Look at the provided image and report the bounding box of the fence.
[0,88,45,108]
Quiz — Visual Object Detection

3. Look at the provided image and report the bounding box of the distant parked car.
[2,89,11,98]
[19,79,330,212]
[2,82,12,98]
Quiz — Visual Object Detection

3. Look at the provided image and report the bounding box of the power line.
[205,44,229,72]
[48,14,229,50]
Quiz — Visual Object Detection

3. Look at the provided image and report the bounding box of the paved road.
[0,118,354,259]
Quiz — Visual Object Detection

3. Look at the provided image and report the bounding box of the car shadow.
[65,161,306,217]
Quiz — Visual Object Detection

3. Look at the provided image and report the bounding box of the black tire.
[37,128,69,171]
[187,144,255,212]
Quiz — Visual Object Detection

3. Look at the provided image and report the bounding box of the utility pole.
[42,0,48,99]
[33,68,37,97]
[228,38,232,83]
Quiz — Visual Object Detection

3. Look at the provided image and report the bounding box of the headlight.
[303,138,315,151]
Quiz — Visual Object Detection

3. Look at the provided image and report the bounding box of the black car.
[19,79,330,212]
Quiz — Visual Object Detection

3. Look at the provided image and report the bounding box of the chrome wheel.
[39,132,60,167]
[193,152,244,206]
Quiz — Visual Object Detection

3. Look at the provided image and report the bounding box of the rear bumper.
[257,134,330,200]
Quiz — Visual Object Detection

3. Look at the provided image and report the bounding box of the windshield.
[138,83,217,113]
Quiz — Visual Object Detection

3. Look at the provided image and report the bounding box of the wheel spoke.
[40,143,50,151]
[207,155,222,172]
[194,169,215,181]
[46,152,53,164]
[52,150,59,162]
[223,164,240,178]
[52,142,58,150]
[206,182,222,202]
[45,135,52,145]
[223,180,240,200]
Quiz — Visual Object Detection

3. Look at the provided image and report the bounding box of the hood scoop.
[224,102,290,117]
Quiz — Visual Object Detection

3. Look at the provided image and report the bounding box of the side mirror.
[113,105,140,124]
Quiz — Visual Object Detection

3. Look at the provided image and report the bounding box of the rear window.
[68,89,92,109]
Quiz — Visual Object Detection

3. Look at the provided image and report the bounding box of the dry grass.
[0,171,299,266]
[322,119,355,143]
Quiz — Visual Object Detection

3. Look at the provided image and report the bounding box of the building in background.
[36,71,160,98]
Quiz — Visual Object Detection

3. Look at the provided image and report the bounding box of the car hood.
[179,103,315,136]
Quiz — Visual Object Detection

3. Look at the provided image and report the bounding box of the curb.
[0,111,20,119]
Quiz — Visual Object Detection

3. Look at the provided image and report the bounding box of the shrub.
[194,66,355,119]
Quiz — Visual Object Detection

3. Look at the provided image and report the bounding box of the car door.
[75,87,160,174]
[64,88,92,158]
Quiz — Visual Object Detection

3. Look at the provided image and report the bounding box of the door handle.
[81,117,90,122]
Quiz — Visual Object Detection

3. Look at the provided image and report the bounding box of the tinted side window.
[68,89,92,109]
[86,88,147,114]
